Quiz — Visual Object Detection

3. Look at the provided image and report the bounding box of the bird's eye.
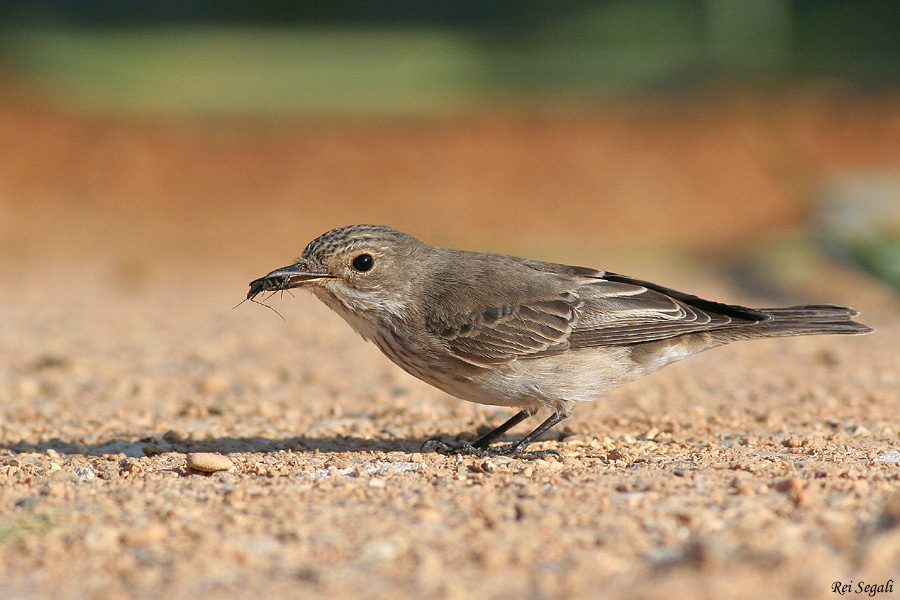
[351,253,374,272]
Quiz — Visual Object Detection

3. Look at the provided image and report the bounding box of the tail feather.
[760,304,860,320]
[724,304,873,340]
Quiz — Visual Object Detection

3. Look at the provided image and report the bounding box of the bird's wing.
[568,273,765,347]
[426,291,582,366]
[427,270,766,365]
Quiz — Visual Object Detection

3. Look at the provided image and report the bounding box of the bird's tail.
[733,304,873,339]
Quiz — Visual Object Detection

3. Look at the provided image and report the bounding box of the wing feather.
[425,266,765,365]
[427,293,580,365]
[568,274,764,348]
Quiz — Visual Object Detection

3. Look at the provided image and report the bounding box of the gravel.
[0,260,897,600]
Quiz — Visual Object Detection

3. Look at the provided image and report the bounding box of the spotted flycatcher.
[248,225,872,456]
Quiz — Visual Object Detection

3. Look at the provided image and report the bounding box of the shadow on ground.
[0,432,492,458]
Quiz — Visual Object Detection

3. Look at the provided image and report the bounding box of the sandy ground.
[1,91,900,599]
[1,259,898,600]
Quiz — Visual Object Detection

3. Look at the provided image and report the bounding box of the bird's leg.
[472,410,531,448]
[422,411,566,458]
[485,411,567,457]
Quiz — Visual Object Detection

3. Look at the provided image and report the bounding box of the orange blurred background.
[1,3,898,286]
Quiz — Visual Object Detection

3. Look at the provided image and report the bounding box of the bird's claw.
[420,438,482,455]
[420,437,559,459]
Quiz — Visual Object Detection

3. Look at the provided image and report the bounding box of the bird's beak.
[247,263,333,300]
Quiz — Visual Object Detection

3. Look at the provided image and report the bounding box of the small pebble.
[874,450,900,463]
[75,466,96,480]
[186,452,233,473]
[120,458,144,475]
[477,459,497,474]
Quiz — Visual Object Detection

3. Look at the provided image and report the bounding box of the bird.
[247,224,873,457]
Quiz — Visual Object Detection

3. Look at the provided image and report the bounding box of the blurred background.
[0,0,898,294]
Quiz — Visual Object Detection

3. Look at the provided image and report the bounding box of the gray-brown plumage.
[248,224,873,456]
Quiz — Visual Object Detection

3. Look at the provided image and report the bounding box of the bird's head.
[247,225,424,314]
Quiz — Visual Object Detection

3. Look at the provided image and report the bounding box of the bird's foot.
[420,437,558,459]
[420,438,482,455]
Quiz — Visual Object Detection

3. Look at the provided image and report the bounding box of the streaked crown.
[300,224,415,265]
